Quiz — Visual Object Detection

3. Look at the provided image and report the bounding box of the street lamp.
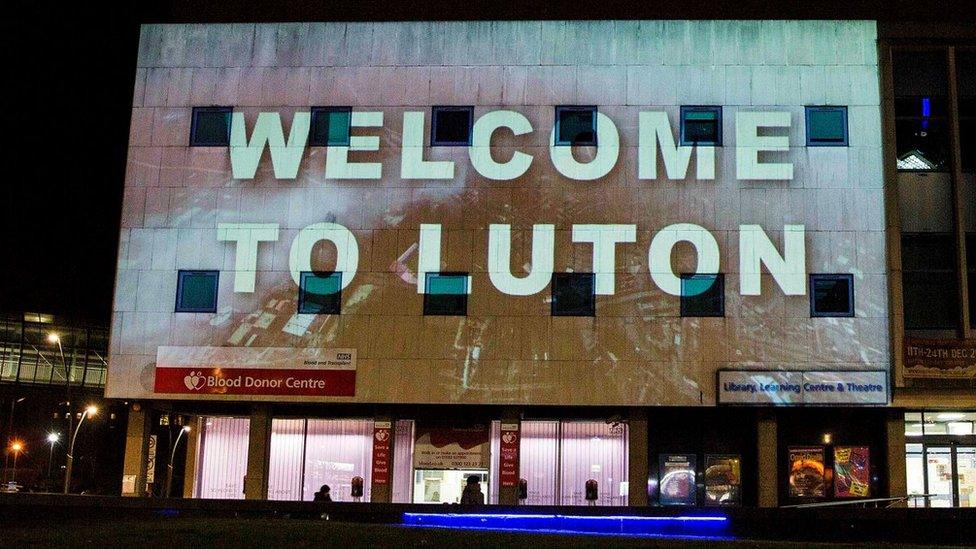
[64,405,96,494]
[9,441,23,483]
[165,425,191,498]
[47,432,60,481]
[4,396,26,480]
[48,332,74,493]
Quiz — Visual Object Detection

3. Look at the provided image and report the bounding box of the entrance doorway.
[413,469,488,504]
[905,411,976,508]
[907,444,976,507]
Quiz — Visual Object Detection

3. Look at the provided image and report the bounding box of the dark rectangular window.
[431,106,473,146]
[190,107,232,147]
[309,107,352,146]
[957,52,976,173]
[298,271,342,314]
[967,234,976,328]
[809,274,855,317]
[551,273,596,316]
[805,106,848,147]
[680,273,725,317]
[424,273,468,316]
[901,233,959,329]
[175,270,219,313]
[893,51,950,171]
[555,106,597,146]
[680,106,722,146]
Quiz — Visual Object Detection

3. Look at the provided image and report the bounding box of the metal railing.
[782,494,935,509]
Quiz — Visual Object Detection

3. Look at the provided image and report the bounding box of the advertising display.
[659,454,697,506]
[413,424,490,470]
[834,446,870,498]
[904,338,976,379]
[371,421,392,486]
[789,447,826,498]
[704,454,741,506]
[498,423,520,488]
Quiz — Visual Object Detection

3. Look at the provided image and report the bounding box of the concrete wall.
[108,21,889,405]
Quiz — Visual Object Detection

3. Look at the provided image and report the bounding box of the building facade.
[108,20,965,507]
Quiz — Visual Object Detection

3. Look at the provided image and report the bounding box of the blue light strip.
[402,512,730,539]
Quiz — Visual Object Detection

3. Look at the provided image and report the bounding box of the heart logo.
[375,430,389,442]
[184,371,205,391]
[502,432,517,444]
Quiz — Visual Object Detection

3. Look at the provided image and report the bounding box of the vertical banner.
[659,454,697,506]
[834,446,870,498]
[788,446,826,498]
[146,435,158,486]
[371,421,392,486]
[704,454,741,506]
[499,423,520,488]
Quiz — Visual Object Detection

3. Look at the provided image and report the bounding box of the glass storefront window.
[926,447,954,507]
[958,447,976,508]
[392,420,415,503]
[906,443,925,507]
[520,420,559,505]
[195,417,250,499]
[266,418,374,502]
[905,412,924,437]
[923,412,976,435]
[904,412,976,508]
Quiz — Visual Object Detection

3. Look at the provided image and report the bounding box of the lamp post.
[64,405,96,494]
[47,432,60,481]
[165,425,191,498]
[10,441,23,483]
[48,333,73,492]
[4,396,26,482]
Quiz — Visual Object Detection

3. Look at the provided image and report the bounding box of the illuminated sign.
[212,108,809,299]
[716,370,888,406]
[228,110,793,182]
[154,346,356,396]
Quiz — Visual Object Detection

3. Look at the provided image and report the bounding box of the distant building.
[1,312,121,493]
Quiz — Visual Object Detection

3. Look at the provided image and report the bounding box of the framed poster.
[788,446,826,498]
[413,423,490,470]
[834,446,870,498]
[659,454,697,506]
[704,454,741,506]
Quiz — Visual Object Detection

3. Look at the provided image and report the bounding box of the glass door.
[925,447,954,507]
[957,447,976,508]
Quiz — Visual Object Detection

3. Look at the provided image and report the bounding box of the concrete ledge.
[1,494,975,544]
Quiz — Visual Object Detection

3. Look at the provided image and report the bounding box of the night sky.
[2,1,971,325]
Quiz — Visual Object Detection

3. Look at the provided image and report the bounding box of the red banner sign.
[372,421,392,485]
[499,423,520,488]
[904,338,976,379]
[154,367,355,396]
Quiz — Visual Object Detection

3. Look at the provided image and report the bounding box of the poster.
[413,423,490,470]
[659,454,697,506]
[788,446,826,498]
[704,454,741,506]
[834,446,870,498]
[499,423,520,488]
[371,421,392,485]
